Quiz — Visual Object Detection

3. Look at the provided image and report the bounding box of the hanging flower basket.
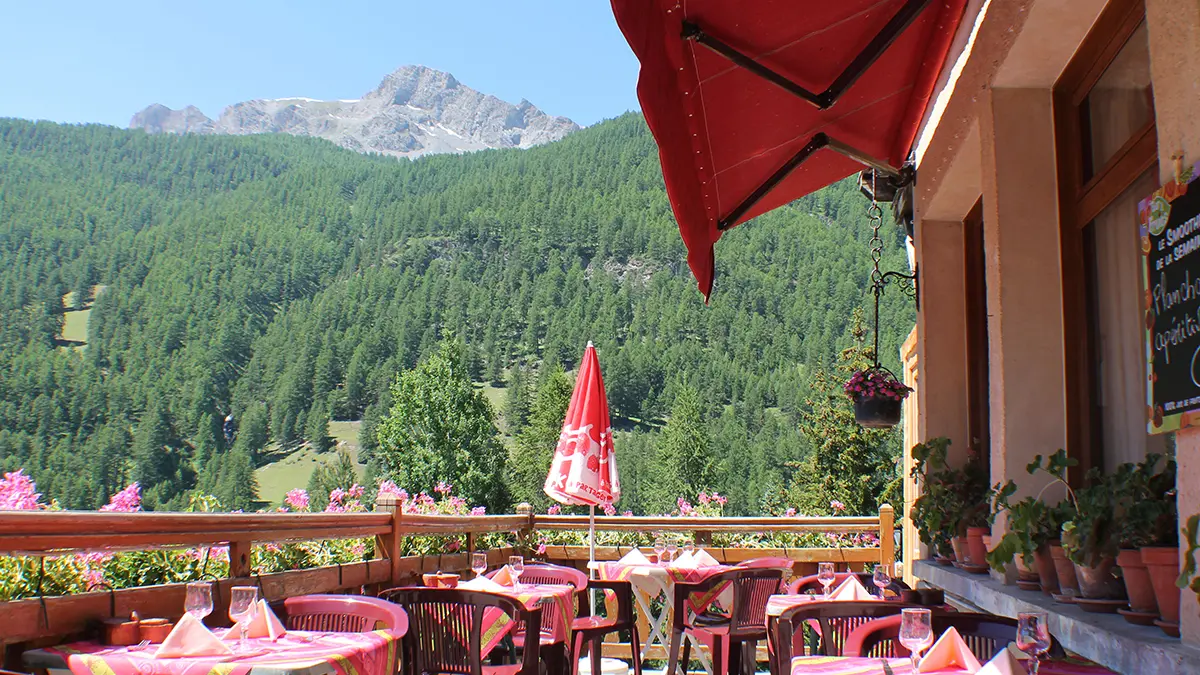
[845,367,912,428]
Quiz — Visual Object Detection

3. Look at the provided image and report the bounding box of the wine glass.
[509,555,525,589]
[899,608,934,671]
[228,586,259,651]
[873,564,892,598]
[817,562,836,599]
[653,538,666,565]
[684,541,695,556]
[665,542,678,564]
[472,552,487,578]
[184,582,213,622]
[1016,612,1051,674]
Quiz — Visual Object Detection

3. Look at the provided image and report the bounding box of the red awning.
[611,0,967,299]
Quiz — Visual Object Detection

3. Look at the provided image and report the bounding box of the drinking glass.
[509,555,525,589]
[665,542,678,564]
[899,608,934,671]
[228,586,259,651]
[653,538,666,565]
[817,562,836,599]
[684,541,695,555]
[184,582,213,622]
[873,564,892,598]
[472,552,487,578]
[1016,611,1051,674]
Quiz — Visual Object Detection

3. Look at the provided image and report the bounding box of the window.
[1056,0,1159,478]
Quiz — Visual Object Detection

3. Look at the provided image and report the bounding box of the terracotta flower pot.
[1049,543,1080,596]
[1033,543,1060,596]
[1141,546,1181,628]
[1073,557,1126,600]
[1116,549,1158,614]
[966,527,989,567]
[951,536,969,565]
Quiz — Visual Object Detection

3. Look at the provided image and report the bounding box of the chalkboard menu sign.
[1140,162,1200,433]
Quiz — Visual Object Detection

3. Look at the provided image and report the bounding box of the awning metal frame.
[681,0,932,231]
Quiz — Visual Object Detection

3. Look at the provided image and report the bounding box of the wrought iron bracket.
[718,132,901,230]
[681,0,933,111]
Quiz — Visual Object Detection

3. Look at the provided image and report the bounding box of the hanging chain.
[868,172,885,369]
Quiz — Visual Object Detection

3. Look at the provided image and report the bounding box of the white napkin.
[460,576,509,592]
[618,549,652,565]
[830,576,875,601]
[918,627,982,673]
[155,614,233,658]
[691,549,721,567]
[223,600,286,641]
[976,648,1023,675]
[671,551,697,568]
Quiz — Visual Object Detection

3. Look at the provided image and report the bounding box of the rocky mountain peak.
[129,66,578,158]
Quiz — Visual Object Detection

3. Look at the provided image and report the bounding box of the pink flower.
[471,506,486,516]
[82,568,106,589]
[350,542,367,557]
[622,510,633,517]
[713,493,727,506]
[449,496,467,510]
[417,493,435,507]
[536,542,548,555]
[445,540,461,553]
[830,500,846,513]
[100,483,141,512]
[698,491,711,505]
[785,508,797,517]
[435,481,452,495]
[347,484,365,499]
[377,480,407,502]
[0,470,43,510]
[547,505,562,515]
[603,503,616,516]
[328,487,347,505]
[285,489,310,511]
[264,543,282,553]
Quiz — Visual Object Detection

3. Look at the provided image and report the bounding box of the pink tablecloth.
[767,593,885,617]
[477,583,576,657]
[31,630,397,675]
[791,656,1118,675]
[598,562,734,614]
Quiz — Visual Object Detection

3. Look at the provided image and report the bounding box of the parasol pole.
[589,504,597,611]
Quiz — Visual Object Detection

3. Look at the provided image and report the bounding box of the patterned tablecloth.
[477,583,577,658]
[790,655,1118,674]
[767,593,885,617]
[25,630,397,675]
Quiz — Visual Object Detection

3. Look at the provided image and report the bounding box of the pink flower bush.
[546,504,561,515]
[347,484,365,499]
[843,368,912,402]
[785,508,797,517]
[471,506,486,516]
[0,470,43,510]
[100,484,141,512]
[603,503,616,516]
[435,481,453,495]
[328,487,347,506]
[830,500,846,513]
[285,489,310,511]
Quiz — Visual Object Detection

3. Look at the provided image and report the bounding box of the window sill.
[912,560,1200,675]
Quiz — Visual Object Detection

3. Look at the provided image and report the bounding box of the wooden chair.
[282,594,408,637]
[772,601,917,673]
[573,579,643,675]
[380,587,543,675]
[786,572,909,597]
[667,567,784,675]
[846,612,1063,661]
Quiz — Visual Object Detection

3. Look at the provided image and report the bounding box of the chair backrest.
[674,567,784,637]
[737,557,795,573]
[282,594,408,637]
[501,563,589,592]
[847,612,1058,661]
[380,587,542,675]
[787,572,909,596]
[775,601,917,662]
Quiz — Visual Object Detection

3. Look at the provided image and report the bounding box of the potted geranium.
[1061,468,1126,606]
[1113,455,1175,628]
[987,451,1075,596]
[844,366,912,428]
[1177,514,1200,633]
[910,438,963,562]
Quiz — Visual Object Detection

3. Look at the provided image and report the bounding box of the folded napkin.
[976,647,1023,675]
[671,551,697,568]
[830,576,875,601]
[460,575,509,592]
[691,549,720,567]
[155,614,233,658]
[618,549,652,565]
[918,627,982,673]
[490,565,516,586]
[224,599,286,641]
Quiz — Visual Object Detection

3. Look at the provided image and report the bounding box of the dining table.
[469,582,577,659]
[592,560,735,675]
[789,655,1119,674]
[22,629,398,675]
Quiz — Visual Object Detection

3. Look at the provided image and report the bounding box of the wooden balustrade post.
[376,492,405,586]
[228,540,252,579]
[515,502,533,554]
[878,503,895,573]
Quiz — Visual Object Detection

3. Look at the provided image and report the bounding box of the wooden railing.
[0,500,895,657]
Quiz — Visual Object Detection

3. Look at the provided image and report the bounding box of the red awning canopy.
[610,0,967,299]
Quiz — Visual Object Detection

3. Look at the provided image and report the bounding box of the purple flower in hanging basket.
[844,368,912,402]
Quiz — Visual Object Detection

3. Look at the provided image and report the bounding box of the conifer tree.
[508,364,573,510]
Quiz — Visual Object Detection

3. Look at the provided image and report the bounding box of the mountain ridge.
[129,65,579,158]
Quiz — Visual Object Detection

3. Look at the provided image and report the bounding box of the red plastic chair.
[380,587,543,675]
[573,578,642,675]
[486,563,586,653]
[771,600,917,673]
[282,594,408,637]
[667,567,785,675]
[736,557,795,574]
[846,612,1063,661]
[787,572,908,597]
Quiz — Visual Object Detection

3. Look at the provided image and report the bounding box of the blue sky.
[0,0,641,128]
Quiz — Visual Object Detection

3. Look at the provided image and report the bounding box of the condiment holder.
[138,618,174,643]
[422,571,460,588]
[101,611,140,646]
